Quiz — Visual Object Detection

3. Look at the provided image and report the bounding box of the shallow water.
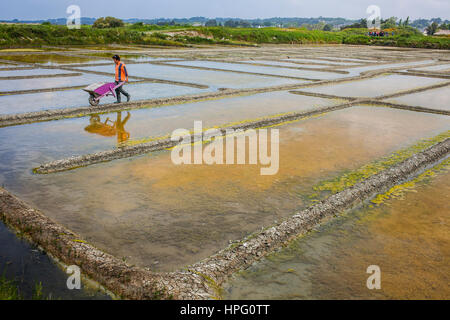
[0,221,110,300]
[385,86,450,111]
[77,63,307,90]
[71,45,143,51]
[0,73,112,92]
[344,60,437,77]
[0,54,109,66]
[281,58,360,66]
[0,106,448,271]
[0,68,78,78]
[80,52,177,62]
[300,74,445,98]
[318,57,376,63]
[224,168,450,300]
[0,91,341,159]
[0,82,211,115]
[240,60,329,69]
[410,64,450,72]
[165,60,342,80]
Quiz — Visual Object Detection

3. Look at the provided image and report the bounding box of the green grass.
[0,24,186,48]
[197,27,344,44]
[310,130,450,198]
[0,273,20,300]
[0,24,449,49]
[0,271,50,300]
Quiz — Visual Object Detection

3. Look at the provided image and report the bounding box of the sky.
[2,0,450,21]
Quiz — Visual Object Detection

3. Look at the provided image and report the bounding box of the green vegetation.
[92,16,124,29]
[0,273,20,300]
[340,26,449,49]
[0,22,449,49]
[426,22,439,35]
[310,130,450,198]
[0,271,49,300]
[197,27,344,44]
[0,24,186,48]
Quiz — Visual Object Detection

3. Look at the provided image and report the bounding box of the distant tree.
[239,20,251,28]
[323,24,333,31]
[205,19,218,27]
[307,21,323,30]
[410,19,430,30]
[426,22,439,35]
[93,17,124,29]
[439,23,450,30]
[382,17,398,29]
[341,18,367,30]
[360,18,368,28]
[431,18,442,24]
[404,16,410,26]
[224,20,237,28]
[41,21,51,26]
[131,22,144,29]
[263,21,272,27]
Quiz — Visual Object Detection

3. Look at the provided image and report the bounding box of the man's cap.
[112,55,120,60]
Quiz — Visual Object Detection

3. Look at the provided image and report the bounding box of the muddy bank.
[364,100,450,116]
[224,164,450,299]
[0,70,400,128]
[394,71,450,80]
[0,59,441,127]
[33,100,359,174]
[0,72,83,81]
[1,138,449,299]
[0,188,214,300]
[189,138,450,284]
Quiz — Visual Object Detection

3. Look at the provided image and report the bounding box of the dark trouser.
[115,81,129,102]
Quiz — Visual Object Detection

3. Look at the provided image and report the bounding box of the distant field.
[0,23,449,50]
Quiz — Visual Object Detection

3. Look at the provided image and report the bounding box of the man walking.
[112,55,131,103]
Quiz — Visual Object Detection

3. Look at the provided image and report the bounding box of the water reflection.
[84,112,131,144]
[224,169,450,300]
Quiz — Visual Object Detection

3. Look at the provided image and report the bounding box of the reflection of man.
[84,112,131,144]
[112,55,131,104]
[115,111,131,144]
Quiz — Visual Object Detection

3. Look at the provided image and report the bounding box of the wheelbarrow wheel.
[88,95,99,106]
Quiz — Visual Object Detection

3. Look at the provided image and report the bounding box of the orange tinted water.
[225,169,450,299]
[4,107,448,271]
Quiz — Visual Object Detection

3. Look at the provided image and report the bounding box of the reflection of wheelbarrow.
[83,82,125,106]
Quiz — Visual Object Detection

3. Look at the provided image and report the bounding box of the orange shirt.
[115,62,128,82]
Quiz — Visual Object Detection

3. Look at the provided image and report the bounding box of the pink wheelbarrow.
[83,82,125,106]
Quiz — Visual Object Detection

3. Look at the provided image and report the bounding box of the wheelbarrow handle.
[114,82,126,89]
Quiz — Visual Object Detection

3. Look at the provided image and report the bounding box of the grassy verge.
[0,24,186,48]
[0,271,49,300]
[310,130,450,199]
[0,24,449,49]
[0,273,20,300]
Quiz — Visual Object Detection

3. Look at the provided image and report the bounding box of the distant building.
[434,29,450,36]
